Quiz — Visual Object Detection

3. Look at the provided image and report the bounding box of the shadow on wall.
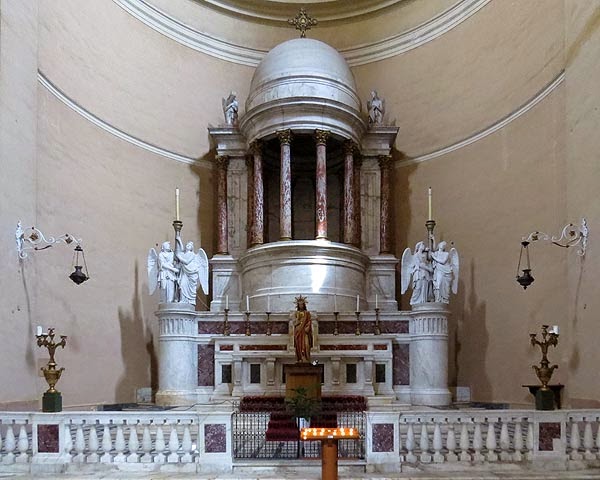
[115,261,157,402]
[21,259,36,371]
[455,260,491,402]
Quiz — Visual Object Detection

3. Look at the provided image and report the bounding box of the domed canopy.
[240,38,365,144]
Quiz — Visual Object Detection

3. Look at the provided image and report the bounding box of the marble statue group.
[147,232,209,306]
[401,239,459,305]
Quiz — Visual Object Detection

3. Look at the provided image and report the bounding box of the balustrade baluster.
[154,424,166,463]
[446,422,457,462]
[473,421,484,462]
[63,424,73,460]
[141,425,152,463]
[100,424,113,463]
[459,421,470,462]
[405,423,417,463]
[127,422,140,463]
[499,419,511,461]
[584,419,595,460]
[114,424,126,462]
[398,422,404,462]
[432,422,444,463]
[419,422,432,463]
[74,423,85,463]
[16,425,28,463]
[525,421,534,461]
[167,423,180,463]
[181,425,193,463]
[4,424,15,464]
[87,425,99,463]
[595,421,600,459]
[512,420,523,462]
[570,419,583,460]
[485,420,498,461]
[0,423,3,462]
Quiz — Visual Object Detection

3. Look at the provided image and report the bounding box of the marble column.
[379,155,392,254]
[250,141,264,246]
[216,155,229,254]
[315,129,329,239]
[278,129,293,240]
[246,156,254,247]
[343,140,355,244]
[353,157,363,247]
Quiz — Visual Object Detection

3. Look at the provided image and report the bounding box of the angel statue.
[174,235,209,306]
[147,241,178,303]
[431,241,459,304]
[222,91,238,126]
[401,241,434,305]
[367,90,384,125]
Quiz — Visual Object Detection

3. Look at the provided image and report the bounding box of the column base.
[410,387,451,407]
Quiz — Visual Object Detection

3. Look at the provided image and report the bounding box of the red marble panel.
[219,344,234,351]
[239,345,288,351]
[372,423,394,452]
[198,344,215,386]
[320,344,368,351]
[374,344,388,350]
[538,422,561,451]
[37,424,59,453]
[204,423,227,453]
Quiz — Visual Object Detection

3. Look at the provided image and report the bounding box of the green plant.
[285,386,321,421]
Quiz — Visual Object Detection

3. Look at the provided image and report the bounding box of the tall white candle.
[36,325,42,336]
[375,294,378,309]
[356,295,360,312]
[175,188,180,221]
[246,295,250,312]
[267,295,271,312]
[428,187,432,221]
[553,325,559,334]
[225,295,229,310]
[334,294,337,312]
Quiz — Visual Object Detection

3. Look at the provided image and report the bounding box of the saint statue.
[400,241,433,305]
[432,241,459,304]
[147,241,178,303]
[175,236,209,306]
[367,90,384,125]
[292,295,313,363]
[222,91,239,126]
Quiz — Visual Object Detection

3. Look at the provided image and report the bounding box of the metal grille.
[232,411,365,460]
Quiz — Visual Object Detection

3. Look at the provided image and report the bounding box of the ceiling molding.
[38,71,212,168]
[112,0,491,67]
[395,71,566,168]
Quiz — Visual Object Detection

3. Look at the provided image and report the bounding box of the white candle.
[376,294,379,309]
[553,325,559,334]
[356,294,360,312]
[225,295,229,310]
[334,294,337,312]
[36,325,42,336]
[267,294,271,312]
[175,188,180,221]
[428,187,432,220]
[246,295,250,312]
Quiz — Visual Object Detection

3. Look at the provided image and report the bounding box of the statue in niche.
[367,90,384,125]
[175,233,209,306]
[147,241,178,303]
[400,241,433,305]
[222,91,239,126]
[432,241,459,304]
[292,295,313,363]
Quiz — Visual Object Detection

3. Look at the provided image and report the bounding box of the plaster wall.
[0,0,40,407]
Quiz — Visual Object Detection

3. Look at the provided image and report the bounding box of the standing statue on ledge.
[148,241,178,303]
[292,295,313,363]
[222,91,239,126]
[401,241,433,305]
[367,90,384,125]
[431,241,459,304]
[175,234,209,306]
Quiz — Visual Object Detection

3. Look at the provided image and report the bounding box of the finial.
[288,8,318,38]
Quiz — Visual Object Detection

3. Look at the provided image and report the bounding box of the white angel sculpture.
[431,241,459,304]
[401,241,433,305]
[147,241,178,303]
[222,91,238,126]
[367,90,384,125]
[175,237,209,306]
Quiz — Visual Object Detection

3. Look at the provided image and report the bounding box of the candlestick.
[428,186,432,221]
[246,295,250,312]
[175,188,180,221]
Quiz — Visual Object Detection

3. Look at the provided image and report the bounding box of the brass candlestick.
[374,308,381,335]
[223,308,230,336]
[530,325,559,390]
[266,311,272,336]
[36,328,67,412]
[333,311,339,336]
[355,311,361,336]
[245,311,251,336]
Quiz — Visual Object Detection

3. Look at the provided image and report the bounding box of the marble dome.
[240,38,366,143]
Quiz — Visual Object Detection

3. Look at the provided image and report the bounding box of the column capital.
[277,129,293,145]
[315,129,330,146]
[378,155,392,170]
[216,155,229,170]
[249,140,263,155]
[343,139,358,155]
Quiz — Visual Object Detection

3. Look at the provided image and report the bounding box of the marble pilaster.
[353,156,363,247]
[216,156,229,255]
[360,157,380,255]
[379,155,392,254]
[227,157,249,256]
[278,129,292,240]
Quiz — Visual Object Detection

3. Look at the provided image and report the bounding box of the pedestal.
[42,391,62,412]
[322,439,338,480]
[535,388,556,410]
[284,363,323,400]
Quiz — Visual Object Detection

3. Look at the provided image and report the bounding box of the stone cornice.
[113,0,490,67]
[38,71,212,168]
[395,71,565,168]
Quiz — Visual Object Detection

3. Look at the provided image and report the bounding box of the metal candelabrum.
[36,328,67,412]
[530,325,559,390]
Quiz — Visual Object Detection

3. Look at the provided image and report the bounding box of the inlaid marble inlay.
[37,424,59,453]
[204,423,227,453]
[372,423,394,452]
[393,343,410,385]
[198,344,215,386]
[538,422,561,451]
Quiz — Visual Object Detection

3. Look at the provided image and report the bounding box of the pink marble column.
[278,130,293,240]
[315,129,329,239]
[250,141,264,246]
[246,155,254,247]
[379,155,392,254]
[353,156,363,247]
[342,140,355,244]
[216,155,229,254]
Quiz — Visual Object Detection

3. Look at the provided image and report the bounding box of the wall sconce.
[516,218,588,290]
[16,221,90,285]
